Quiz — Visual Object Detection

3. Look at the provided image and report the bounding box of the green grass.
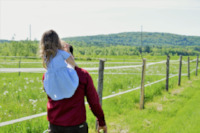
[1,74,200,133]
[97,74,200,133]
[0,73,46,122]
[0,56,199,132]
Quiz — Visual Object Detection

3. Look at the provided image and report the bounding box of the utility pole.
[140,25,143,59]
[29,24,31,41]
[0,0,2,40]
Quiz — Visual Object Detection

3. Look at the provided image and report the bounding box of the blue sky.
[0,0,200,40]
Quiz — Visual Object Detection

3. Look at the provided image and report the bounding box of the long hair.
[40,30,62,68]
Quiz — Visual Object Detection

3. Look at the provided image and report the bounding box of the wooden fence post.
[96,59,106,129]
[188,56,190,80]
[178,55,182,86]
[140,58,146,110]
[18,58,21,76]
[166,55,170,91]
[196,55,199,76]
[97,59,106,105]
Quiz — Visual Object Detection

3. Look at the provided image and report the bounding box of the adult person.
[42,38,107,133]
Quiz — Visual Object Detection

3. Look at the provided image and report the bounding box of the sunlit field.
[0,55,199,133]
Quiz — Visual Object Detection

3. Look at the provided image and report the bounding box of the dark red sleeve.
[42,73,45,81]
[85,73,106,126]
[42,73,45,91]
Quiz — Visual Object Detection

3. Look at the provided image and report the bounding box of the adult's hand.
[97,125,107,133]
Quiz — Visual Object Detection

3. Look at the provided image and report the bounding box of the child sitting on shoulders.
[40,30,79,101]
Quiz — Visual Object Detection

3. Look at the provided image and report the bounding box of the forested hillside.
[63,32,200,46]
[0,32,199,57]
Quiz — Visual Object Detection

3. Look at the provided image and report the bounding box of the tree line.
[0,41,199,57]
[0,32,199,57]
[63,32,200,46]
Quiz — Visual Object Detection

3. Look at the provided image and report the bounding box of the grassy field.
[98,73,200,133]
[0,55,199,132]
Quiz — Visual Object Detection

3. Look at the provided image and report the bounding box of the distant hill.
[63,32,200,46]
[0,40,10,43]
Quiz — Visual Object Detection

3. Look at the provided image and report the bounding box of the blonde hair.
[40,30,62,68]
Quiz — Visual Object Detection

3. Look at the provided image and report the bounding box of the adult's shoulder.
[75,66,89,76]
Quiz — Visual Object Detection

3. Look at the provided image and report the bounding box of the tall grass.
[0,56,199,132]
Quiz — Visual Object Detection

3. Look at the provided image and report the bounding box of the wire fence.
[0,55,199,128]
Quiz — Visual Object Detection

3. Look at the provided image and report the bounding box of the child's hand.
[70,53,75,60]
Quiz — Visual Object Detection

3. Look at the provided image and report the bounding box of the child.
[40,30,79,101]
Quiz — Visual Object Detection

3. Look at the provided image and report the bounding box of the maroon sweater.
[42,67,106,126]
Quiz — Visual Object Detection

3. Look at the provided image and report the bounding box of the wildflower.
[29,99,38,107]
[112,91,115,94]
[3,91,8,95]
[24,85,27,89]
[29,99,37,103]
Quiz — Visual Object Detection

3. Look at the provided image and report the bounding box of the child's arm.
[66,53,76,68]
[60,41,77,68]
